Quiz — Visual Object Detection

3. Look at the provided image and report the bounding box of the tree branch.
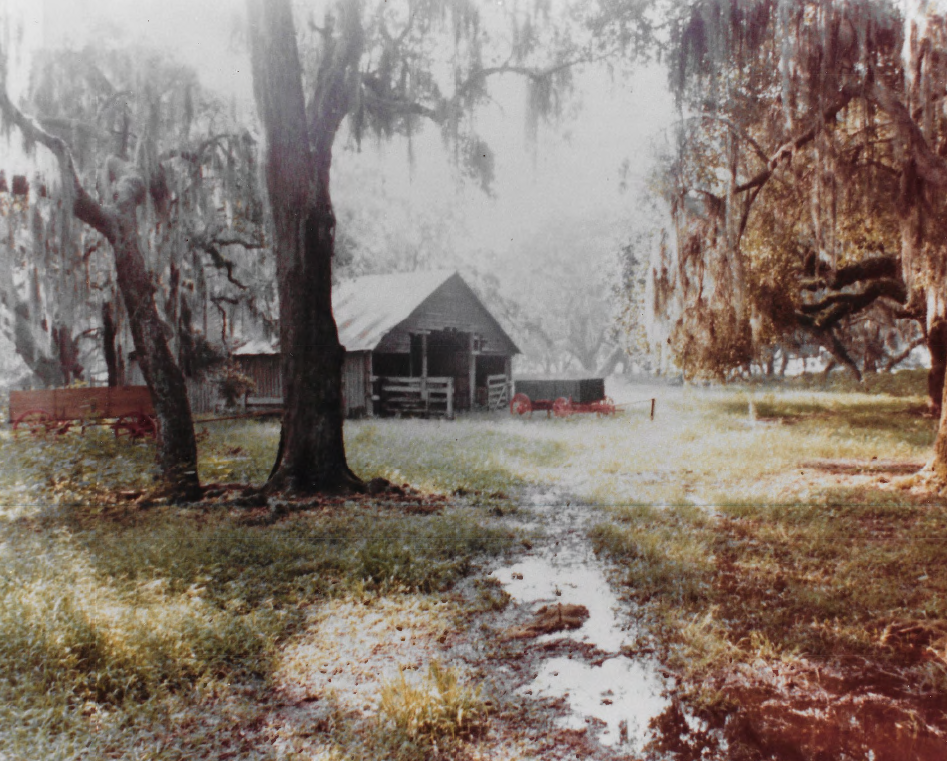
[797,278,907,329]
[189,227,259,290]
[698,113,770,164]
[883,336,925,372]
[360,79,441,122]
[735,82,861,194]
[868,79,947,188]
[454,48,611,101]
[0,87,117,238]
[801,325,862,381]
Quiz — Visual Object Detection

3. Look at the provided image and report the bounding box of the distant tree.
[331,162,467,279]
[246,0,615,493]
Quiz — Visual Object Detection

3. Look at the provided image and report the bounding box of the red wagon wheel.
[113,414,158,440]
[595,397,617,416]
[510,393,532,416]
[552,397,573,418]
[13,409,72,437]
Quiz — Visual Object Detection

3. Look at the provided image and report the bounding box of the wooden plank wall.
[238,356,282,399]
[8,386,153,423]
[185,377,222,415]
[342,352,370,417]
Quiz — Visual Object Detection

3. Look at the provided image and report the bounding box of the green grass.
[345,416,568,495]
[1,371,944,756]
[0,418,516,760]
[587,376,947,712]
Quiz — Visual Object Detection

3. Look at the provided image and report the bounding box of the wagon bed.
[509,378,616,418]
[9,386,157,438]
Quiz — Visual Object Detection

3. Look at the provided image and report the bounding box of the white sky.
[1,0,675,259]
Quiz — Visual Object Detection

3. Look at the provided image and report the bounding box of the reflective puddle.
[491,499,670,751]
[528,656,668,747]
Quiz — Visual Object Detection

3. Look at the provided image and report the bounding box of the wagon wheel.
[137,414,158,439]
[113,414,158,440]
[552,397,573,418]
[510,393,532,416]
[596,397,617,416]
[13,409,71,437]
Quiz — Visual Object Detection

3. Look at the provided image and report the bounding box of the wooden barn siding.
[235,352,370,417]
[127,364,222,415]
[237,355,282,399]
[375,275,516,356]
[342,351,370,416]
[186,377,222,415]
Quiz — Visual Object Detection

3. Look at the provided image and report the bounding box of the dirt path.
[484,487,670,756]
[258,487,677,760]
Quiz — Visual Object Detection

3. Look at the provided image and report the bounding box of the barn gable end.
[374,273,518,356]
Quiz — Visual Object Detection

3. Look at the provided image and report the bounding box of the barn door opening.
[427,329,470,411]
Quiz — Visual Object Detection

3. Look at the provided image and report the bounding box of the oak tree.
[246,0,602,493]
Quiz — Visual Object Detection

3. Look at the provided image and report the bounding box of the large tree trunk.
[102,301,121,387]
[247,0,363,493]
[108,185,199,496]
[933,373,947,482]
[928,321,947,417]
[268,184,355,491]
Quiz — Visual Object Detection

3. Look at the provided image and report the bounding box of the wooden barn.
[235,271,519,418]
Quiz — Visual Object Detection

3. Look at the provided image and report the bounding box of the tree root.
[889,462,947,497]
[262,464,366,498]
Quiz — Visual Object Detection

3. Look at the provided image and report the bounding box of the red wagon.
[509,378,617,418]
[9,386,158,439]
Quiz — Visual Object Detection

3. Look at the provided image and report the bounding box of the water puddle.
[492,556,629,651]
[527,656,668,747]
[491,495,670,752]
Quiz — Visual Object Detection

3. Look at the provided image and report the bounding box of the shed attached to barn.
[235,270,518,418]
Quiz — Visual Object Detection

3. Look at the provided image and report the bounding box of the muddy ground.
[256,459,947,760]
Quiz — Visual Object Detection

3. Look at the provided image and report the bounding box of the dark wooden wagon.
[9,386,157,439]
[509,378,616,418]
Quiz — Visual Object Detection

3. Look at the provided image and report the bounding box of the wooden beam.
[421,333,428,379]
[366,352,374,417]
[469,333,477,410]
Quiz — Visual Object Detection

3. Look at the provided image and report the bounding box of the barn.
[235,270,519,418]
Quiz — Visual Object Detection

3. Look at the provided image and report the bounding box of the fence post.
[650,398,655,420]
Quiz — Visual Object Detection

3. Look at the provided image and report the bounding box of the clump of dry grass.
[379,660,488,751]
[0,415,515,761]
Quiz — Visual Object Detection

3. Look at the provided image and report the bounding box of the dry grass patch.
[0,431,514,761]
[379,661,488,750]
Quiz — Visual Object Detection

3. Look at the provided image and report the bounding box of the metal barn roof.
[333,270,457,352]
[233,270,516,356]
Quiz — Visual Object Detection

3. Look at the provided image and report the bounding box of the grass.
[586,374,947,724]
[1,370,945,757]
[0,419,517,760]
[378,660,488,753]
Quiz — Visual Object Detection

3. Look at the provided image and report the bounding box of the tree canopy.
[640,1,942,379]
[635,0,947,478]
